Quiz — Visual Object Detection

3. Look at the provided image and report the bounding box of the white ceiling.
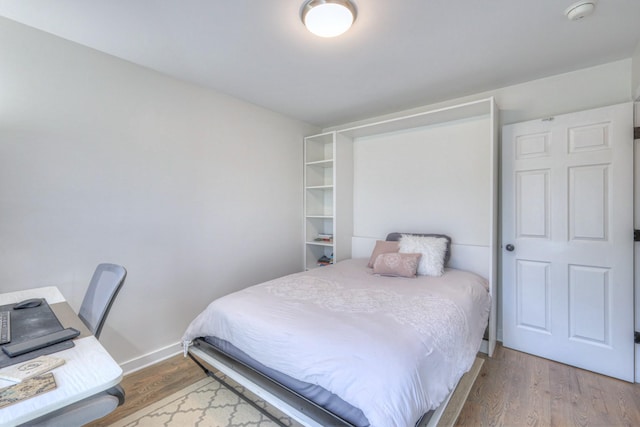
[1,0,639,128]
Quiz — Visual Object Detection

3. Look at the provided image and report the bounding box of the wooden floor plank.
[85,354,206,427]
[456,344,640,427]
[86,343,640,427]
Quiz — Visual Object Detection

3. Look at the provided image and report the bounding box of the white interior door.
[502,103,634,381]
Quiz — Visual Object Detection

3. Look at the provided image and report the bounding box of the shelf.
[305,159,333,167]
[306,241,334,247]
[305,185,333,217]
[305,161,333,187]
[305,213,333,218]
[305,132,334,163]
[305,185,333,190]
[304,131,341,271]
[305,244,334,271]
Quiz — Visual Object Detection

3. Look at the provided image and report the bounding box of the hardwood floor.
[85,353,207,427]
[456,345,640,426]
[88,344,640,426]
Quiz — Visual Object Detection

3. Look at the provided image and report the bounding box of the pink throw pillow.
[367,240,400,268]
[373,253,422,278]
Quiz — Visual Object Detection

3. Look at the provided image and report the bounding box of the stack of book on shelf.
[317,254,333,266]
[314,233,333,243]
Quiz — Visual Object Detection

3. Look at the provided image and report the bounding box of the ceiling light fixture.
[564,1,596,21]
[301,0,357,38]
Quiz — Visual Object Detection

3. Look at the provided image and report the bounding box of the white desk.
[0,287,123,427]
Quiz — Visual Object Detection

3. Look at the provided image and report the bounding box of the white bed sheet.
[182,258,490,427]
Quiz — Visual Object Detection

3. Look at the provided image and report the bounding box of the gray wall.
[632,41,640,100]
[0,17,317,371]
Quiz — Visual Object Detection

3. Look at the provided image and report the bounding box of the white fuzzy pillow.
[398,234,448,276]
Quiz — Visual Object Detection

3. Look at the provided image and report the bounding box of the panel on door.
[502,103,634,382]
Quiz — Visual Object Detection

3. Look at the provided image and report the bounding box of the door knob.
[505,244,515,252]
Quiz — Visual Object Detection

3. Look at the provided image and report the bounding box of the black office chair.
[24,264,127,426]
[78,263,127,339]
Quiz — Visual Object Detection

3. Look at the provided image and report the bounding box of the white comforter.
[182,258,490,427]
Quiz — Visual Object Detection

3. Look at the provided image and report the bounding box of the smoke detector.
[565,1,596,21]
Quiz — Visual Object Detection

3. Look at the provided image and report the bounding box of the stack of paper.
[0,373,57,408]
[0,355,65,383]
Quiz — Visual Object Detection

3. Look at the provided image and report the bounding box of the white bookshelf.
[303,132,353,270]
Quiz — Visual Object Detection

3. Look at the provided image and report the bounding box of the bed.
[182,233,491,427]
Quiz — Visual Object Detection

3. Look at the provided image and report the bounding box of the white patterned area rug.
[109,374,302,427]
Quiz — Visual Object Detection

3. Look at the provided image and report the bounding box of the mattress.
[182,258,491,427]
[201,335,368,426]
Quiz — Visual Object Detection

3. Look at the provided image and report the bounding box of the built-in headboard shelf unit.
[354,97,496,356]
[304,97,497,355]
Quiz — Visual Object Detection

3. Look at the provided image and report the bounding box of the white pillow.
[398,234,448,276]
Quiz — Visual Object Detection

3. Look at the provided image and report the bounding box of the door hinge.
[635,331,640,344]
[635,127,640,140]
[635,230,640,242]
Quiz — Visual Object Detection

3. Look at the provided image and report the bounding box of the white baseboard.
[120,341,183,375]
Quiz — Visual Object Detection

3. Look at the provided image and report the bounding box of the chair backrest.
[78,263,127,339]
